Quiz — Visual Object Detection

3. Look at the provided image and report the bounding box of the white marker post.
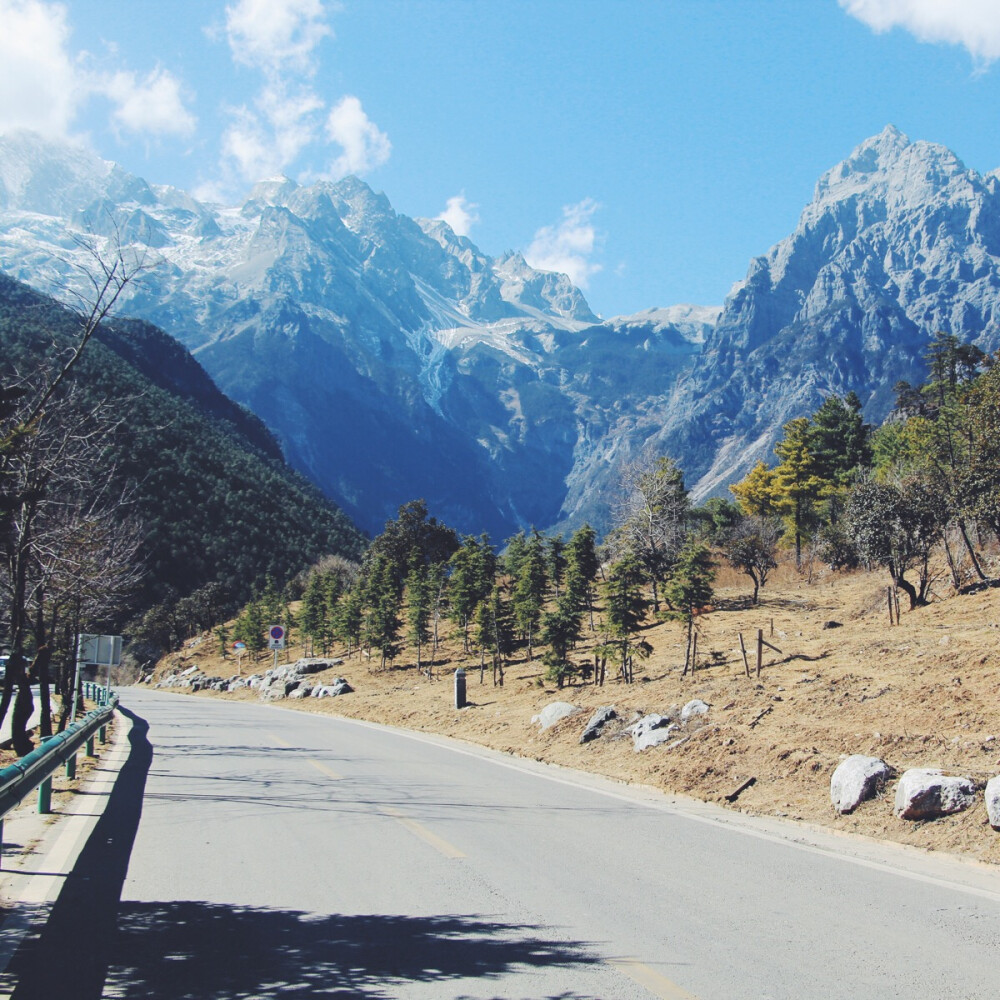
[268,625,286,669]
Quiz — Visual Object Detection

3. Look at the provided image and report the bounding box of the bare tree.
[0,234,147,752]
[609,456,690,612]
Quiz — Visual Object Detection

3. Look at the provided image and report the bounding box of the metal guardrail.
[0,693,118,866]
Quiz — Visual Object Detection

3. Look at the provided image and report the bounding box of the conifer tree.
[448,535,496,652]
[541,592,583,688]
[405,555,432,676]
[299,571,327,655]
[597,555,649,684]
[612,456,689,611]
[512,530,547,660]
[662,541,715,674]
[771,417,825,568]
[334,586,363,657]
[730,460,779,517]
[233,598,266,658]
[565,523,600,629]
[479,583,514,686]
[546,534,566,599]
[362,553,402,669]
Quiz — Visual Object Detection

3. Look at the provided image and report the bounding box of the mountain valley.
[3,126,1000,537]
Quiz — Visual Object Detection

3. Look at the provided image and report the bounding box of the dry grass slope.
[154,559,1000,865]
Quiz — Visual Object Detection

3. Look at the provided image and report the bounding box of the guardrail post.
[65,752,76,779]
[99,724,107,744]
[37,736,55,813]
[37,776,52,814]
[86,734,95,756]
[0,818,5,870]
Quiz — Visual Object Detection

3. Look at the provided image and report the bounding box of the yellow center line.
[610,958,700,1000]
[307,759,343,780]
[380,806,466,859]
[269,734,344,779]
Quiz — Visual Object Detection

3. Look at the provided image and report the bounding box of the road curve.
[5,687,1000,999]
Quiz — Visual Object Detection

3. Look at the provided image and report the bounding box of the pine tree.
[405,556,432,676]
[448,535,496,652]
[662,541,715,674]
[512,530,547,660]
[771,417,825,568]
[541,592,583,688]
[597,555,649,684]
[480,583,514,686]
[362,553,402,670]
[565,523,599,629]
[233,598,266,659]
[730,460,779,517]
[546,534,566,599]
[299,571,327,655]
[613,456,689,611]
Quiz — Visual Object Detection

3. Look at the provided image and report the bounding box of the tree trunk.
[12,678,34,756]
[942,529,962,589]
[893,572,919,610]
[958,520,987,582]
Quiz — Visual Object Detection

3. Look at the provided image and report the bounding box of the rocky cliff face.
[1,126,998,536]
[654,125,1000,498]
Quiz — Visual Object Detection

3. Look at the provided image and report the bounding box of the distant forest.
[0,267,363,750]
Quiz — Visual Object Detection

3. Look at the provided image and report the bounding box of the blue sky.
[3,1,1000,318]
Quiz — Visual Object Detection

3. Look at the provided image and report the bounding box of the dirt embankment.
[153,562,1000,865]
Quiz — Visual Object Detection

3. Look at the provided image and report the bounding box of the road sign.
[77,634,122,667]
[233,641,246,651]
[268,625,285,650]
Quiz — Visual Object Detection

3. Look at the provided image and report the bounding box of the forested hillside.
[0,273,365,651]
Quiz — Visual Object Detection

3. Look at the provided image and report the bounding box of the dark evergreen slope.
[0,273,365,626]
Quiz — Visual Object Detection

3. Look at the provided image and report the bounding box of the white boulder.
[830,755,892,814]
[985,776,1000,829]
[894,769,976,820]
[681,699,710,722]
[532,702,581,730]
[634,724,680,752]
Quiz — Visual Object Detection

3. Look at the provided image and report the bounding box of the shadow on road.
[6,706,152,1000]
[6,708,601,999]
[103,903,601,998]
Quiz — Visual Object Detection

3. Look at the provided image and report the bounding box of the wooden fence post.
[739,633,750,677]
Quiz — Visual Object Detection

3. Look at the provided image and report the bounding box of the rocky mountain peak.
[808,124,974,222]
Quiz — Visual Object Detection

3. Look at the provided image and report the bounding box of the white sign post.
[268,625,285,669]
[74,634,123,720]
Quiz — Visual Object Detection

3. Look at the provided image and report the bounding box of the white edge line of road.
[132,690,1000,904]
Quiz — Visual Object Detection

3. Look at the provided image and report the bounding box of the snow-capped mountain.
[0,131,706,535]
[2,125,997,537]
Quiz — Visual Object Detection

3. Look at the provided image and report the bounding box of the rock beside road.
[984,776,1000,829]
[830,755,893,814]
[532,702,581,730]
[580,706,616,744]
[894,769,976,820]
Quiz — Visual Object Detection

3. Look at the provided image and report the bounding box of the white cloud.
[324,96,391,178]
[225,0,331,74]
[222,82,323,181]
[436,193,479,237]
[103,67,196,138]
[0,0,198,142]
[0,0,81,136]
[524,199,603,289]
[840,0,1000,62]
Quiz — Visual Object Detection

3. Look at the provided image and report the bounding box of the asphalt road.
[5,687,1000,999]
